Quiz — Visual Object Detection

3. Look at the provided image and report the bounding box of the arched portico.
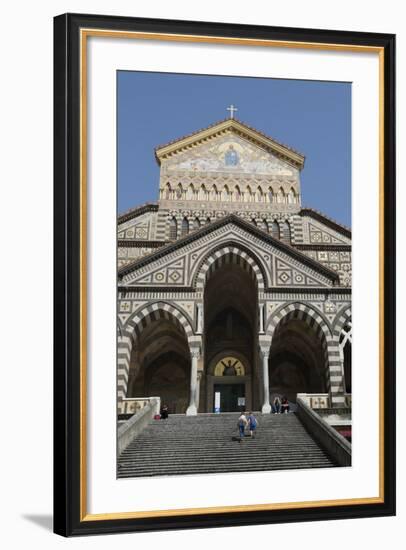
[265,302,345,408]
[117,303,202,415]
[196,245,264,412]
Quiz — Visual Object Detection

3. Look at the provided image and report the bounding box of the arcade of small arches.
[168,215,292,243]
[118,254,351,416]
[159,182,299,204]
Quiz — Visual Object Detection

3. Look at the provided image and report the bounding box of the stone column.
[196,303,203,334]
[327,342,346,408]
[186,347,201,415]
[260,346,272,413]
[196,371,203,411]
[259,304,265,334]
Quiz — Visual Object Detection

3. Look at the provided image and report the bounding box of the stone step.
[122,440,326,451]
[118,461,336,477]
[117,412,337,478]
[122,450,330,461]
[118,458,335,470]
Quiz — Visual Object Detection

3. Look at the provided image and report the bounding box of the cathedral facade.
[117,117,352,416]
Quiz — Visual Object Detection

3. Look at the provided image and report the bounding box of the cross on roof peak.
[226,104,238,119]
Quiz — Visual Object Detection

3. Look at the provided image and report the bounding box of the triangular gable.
[300,208,351,241]
[117,202,158,225]
[155,118,305,170]
[307,222,349,245]
[161,132,298,177]
[118,211,154,240]
[119,216,339,289]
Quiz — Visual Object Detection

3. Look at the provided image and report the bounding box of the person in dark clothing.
[281,396,290,414]
[160,404,169,419]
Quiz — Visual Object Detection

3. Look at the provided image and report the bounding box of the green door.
[214,384,245,412]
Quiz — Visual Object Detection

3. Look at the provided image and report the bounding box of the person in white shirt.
[237,412,248,440]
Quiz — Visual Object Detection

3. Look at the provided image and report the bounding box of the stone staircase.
[117,412,338,478]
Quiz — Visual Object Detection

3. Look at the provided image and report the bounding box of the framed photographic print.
[53,13,396,536]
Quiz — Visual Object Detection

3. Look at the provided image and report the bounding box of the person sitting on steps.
[160,404,169,419]
[281,396,290,414]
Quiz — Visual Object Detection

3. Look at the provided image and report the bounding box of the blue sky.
[118,71,351,227]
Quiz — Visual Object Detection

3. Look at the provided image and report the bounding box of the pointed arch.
[266,302,333,359]
[246,185,253,202]
[332,306,352,339]
[127,303,195,343]
[176,183,183,199]
[234,185,242,201]
[181,217,189,237]
[278,187,285,203]
[265,302,333,401]
[194,217,201,230]
[281,221,292,244]
[222,184,230,201]
[266,302,345,407]
[267,187,274,203]
[211,184,218,201]
[199,184,208,201]
[117,303,196,402]
[257,186,264,202]
[288,187,296,204]
[164,182,172,200]
[186,183,195,200]
[271,220,280,240]
[169,217,177,240]
[194,243,267,292]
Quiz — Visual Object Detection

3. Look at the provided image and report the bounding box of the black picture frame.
[54,12,396,536]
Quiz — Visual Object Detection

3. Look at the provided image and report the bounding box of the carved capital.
[259,346,270,360]
[190,347,201,360]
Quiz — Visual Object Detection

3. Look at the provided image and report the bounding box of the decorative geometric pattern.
[275,258,328,287]
[310,396,329,409]
[135,226,148,238]
[301,249,352,287]
[309,222,347,244]
[176,301,195,317]
[119,301,131,312]
[266,302,283,318]
[118,314,131,325]
[131,256,187,286]
[324,301,337,314]
[118,246,156,268]
[118,212,153,242]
